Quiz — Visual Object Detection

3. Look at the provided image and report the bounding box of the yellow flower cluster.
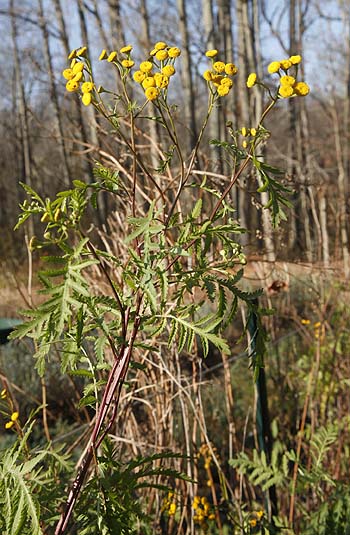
[248,510,264,528]
[62,48,94,106]
[5,411,19,430]
[267,55,309,98]
[161,491,177,516]
[132,41,180,101]
[240,126,257,149]
[192,496,215,525]
[203,50,238,97]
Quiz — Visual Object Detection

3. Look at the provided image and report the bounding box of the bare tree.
[38,0,71,187]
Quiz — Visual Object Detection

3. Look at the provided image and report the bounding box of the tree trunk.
[140,0,160,171]
[108,0,126,51]
[10,0,34,237]
[177,0,197,151]
[202,0,222,171]
[38,0,71,187]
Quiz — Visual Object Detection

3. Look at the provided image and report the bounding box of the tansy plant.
[11,42,309,534]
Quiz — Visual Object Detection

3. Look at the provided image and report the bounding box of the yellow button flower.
[241,127,247,136]
[140,61,153,73]
[225,63,238,75]
[168,503,176,515]
[120,45,133,53]
[72,62,84,74]
[279,84,294,98]
[250,127,257,136]
[66,80,80,92]
[267,61,280,74]
[213,61,225,73]
[99,49,108,60]
[82,93,92,106]
[76,46,87,57]
[203,70,213,81]
[145,86,159,100]
[122,59,134,68]
[289,55,302,64]
[62,69,74,80]
[154,41,167,50]
[155,49,168,61]
[68,49,77,59]
[280,59,292,70]
[154,73,169,88]
[217,84,230,96]
[162,65,175,77]
[142,76,156,89]
[107,51,117,62]
[249,519,257,527]
[221,77,233,88]
[280,75,295,86]
[133,70,146,83]
[168,47,181,58]
[5,421,14,429]
[11,411,19,422]
[205,49,218,58]
[72,71,83,82]
[81,82,94,93]
[293,81,310,96]
[246,72,257,87]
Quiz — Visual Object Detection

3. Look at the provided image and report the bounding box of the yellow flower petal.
[11,411,19,422]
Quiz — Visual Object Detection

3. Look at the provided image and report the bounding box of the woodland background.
[1,0,349,270]
[1,1,350,534]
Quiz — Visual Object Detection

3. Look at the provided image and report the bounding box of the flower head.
[203,70,213,81]
[76,46,87,57]
[217,84,230,97]
[140,61,153,73]
[289,55,302,65]
[225,63,238,76]
[81,82,94,93]
[250,127,257,136]
[120,45,133,54]
[107,51,117,62]
[293,81,310,96]
[99,49,108,60]
[241,127,247,136]
[145,86,159,100]
[268,61,280,74]
[62,69,74,80]
[68,49,77,60]
[205,49,218,58]
[82,93,92,106]
[155,49,168,61]
[221,77,233,88]
[142,76,155,89]
[280,75,295,86]
[246,72,257,87]
[168,503,176,515]
[280,59,292,70]
[121,59,134,68]
[154,73,169,88]
[11,411,19,422]
[154,41,167,50]
[168,47,181,58]
[213,61,225,73]
[5,421,14,429]
[133,70,146,83]
[72,71,83,82]
[162,65,175,77]
[66,80,80,92]
[279,84,294,98]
